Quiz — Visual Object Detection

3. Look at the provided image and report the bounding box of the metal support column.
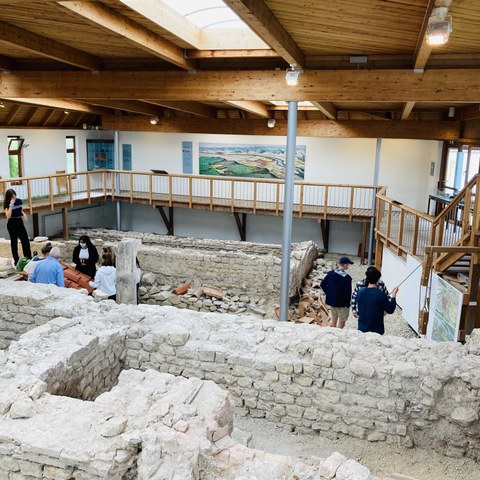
[367,138,382,265]
[279,101,298,321]
[114,130,121,230]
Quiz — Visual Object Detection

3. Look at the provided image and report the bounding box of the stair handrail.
[432,173,478,226]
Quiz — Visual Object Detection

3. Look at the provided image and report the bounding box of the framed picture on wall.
[87,140,114,170]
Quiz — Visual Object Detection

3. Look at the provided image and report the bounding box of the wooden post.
[275,183,280,216]
[231,179,235,213]
[48,176,54,211]
[129,173,133,203]
[103,171,107,200]
[360,221,368,264]
[189,176,193,208]
[323,186,328,220]
[62,208,68,240]
[86,172,91,204]
[149,174,153,205]
[27,179,32,215]
[320,219,330,252]
[209,178,213,210]
[68,175,73,207]
[299,183,304,217]
[412,215,420,257]
[386,203,393,243]
[168,175,173,207]
[397,209,405,254]
[349,186,354,221]
[253,181,257,214]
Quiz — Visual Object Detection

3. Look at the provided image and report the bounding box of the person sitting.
[356,267,398,335]
[351,266,389,318]
[320,256,354,329]
[30,247,65,287]
[23,242,53,280]
[89,246,116,301]
[72,235,99,279]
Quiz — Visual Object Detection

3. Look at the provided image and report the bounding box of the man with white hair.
[30,246,65,287]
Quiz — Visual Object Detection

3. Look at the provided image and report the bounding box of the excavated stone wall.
[71,228,318,298]
[0,282,479,466]
[0,282,377,480]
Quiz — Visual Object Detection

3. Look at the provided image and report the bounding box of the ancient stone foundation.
[71,228,318,299]
[0,282,377,480]
[1,281,479,471]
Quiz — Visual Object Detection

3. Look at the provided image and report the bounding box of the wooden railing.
[376,191,434,258]
[0,170,380,220]
[376,173,479,263]
[430,174,479,271]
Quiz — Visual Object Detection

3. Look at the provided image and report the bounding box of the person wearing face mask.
[72,235,99,279]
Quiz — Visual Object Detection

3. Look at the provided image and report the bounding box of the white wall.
[0,128,441,251]
[379,139,442,212]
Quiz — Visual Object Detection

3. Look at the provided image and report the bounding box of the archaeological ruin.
[0,271,479,479]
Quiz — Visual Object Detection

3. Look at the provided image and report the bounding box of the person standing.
[356,267,398,335]
[351,266,389,318]
[3,189,31,266]
[89,246,117,301]
[320,256,354,329]
[30,247,65,287]
[72,235,99,279]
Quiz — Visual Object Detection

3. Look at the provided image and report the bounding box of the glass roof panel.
[162,0,247,29]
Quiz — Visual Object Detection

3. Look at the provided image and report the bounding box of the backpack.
[17,257,30,272]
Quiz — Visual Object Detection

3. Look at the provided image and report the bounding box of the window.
[66,136,77,173]
[8,136,24,179]
[444,145,480,191]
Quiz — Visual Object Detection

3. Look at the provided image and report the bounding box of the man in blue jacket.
[320,256,354,329]
[356,267,398,335]
[30,247,65,287]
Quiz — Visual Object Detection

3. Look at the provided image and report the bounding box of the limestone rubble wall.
[0,230,318,299]
[0,282,377,480]
[0,281,479,463]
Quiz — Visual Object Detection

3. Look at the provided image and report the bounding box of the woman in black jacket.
[72,235,99,279]
[3,188,31,266]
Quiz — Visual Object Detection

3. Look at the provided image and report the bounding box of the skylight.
[162,0,247,29]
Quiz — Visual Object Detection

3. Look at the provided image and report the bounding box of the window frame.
[7,136,24,184]
[66,135,77,175]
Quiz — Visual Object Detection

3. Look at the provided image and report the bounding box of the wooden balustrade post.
[397,209,405,254]
[253,181,257,214]
[386,203,393,242]
[275,183,280,216]
[48,177,54,211]
[68,175,73,207]
[209,178,213,210]
[323,186,328,220]
[349,186,355,221]
[27,179,32,215]
[168,175,173,207]
[149,174,153,205]
[189,177,193,208]
[86,172,91,204]
[412,216,420,257]
[231,179,235,213]
[299,184,304,217]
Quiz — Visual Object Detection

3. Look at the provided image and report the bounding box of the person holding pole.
[356,267,398,335]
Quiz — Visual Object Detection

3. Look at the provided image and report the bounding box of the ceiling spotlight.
[267,118,276,128]
[448,106,456,118]
[64,110,70,115]
[150,116,159,125]
[426,6,452,45]
[0,102,4,108]
[285,64,303,86]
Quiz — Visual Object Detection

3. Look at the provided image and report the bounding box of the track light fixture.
[150,116,159,125]
[285,64,303,86]
[426,5,452,45]
[63,110,70,115]
[0,102,4,108]
[267,118,276,128]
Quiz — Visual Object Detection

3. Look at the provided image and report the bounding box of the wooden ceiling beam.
[143,100,216,118]
[401,102,416,120]
[223,0,305,68]
[41,109,55,126]
[58,1,195,71]
[224,101,269,118]
[3,69,480,103]
[310,101,337,120]
[187,49,279,59]
[4,105,21,126]
[101,116,460,140]
[458,104,480,121]
[0,20,102,71]
[23,107,37,126]
[118,0,201,49]
[0,54,13,72]
[84,99,163,116]
[5,98,113,115]
[413,0,436,70]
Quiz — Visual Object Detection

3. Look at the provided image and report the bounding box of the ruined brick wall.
[0,284,376,480]
[73,228,318,298]
[1,282,479,463]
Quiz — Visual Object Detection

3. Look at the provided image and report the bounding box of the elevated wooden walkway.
[1,170,379,248]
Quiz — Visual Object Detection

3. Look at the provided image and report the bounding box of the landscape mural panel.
[199,143,306,180]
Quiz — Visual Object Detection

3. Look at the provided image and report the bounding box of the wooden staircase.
[422,174,480,339]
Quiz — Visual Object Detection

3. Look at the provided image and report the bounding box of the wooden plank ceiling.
[0,0,479,139]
